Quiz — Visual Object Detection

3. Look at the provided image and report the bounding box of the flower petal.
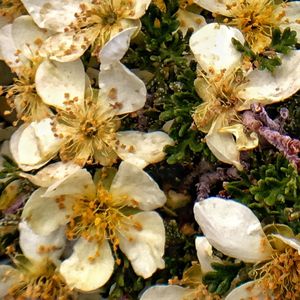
[21,188,72,235]
[193,198,273,263]
[9,118,61,171]
[140,285,192,300]
[225,280,269,300]
[116,131,174,168]
[131,0,152,18]
[0,23,24,68]
[271,234,300,253]
[193,0,233,16]
[0,265,20,298]
[195,236,221,274]
[190,23,244,75]
[110,161,166,210]
[20,161,81,187]
[118,211,165,278]
[99,27,137,65]
[21,0,81,32]
[43,168,96,199]
[238,50,300,109]
[176,9,206,37]
[205,117,243,170]
[35,59,85,109]
[278,2,300,42]
[11,16,50,58]
[60,238,114,291]
[98,61,146,115]
[19,221,66,264]
[220,123,258,151]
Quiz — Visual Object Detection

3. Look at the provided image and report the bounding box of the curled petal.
[271,234,300,253]
[20,161,81,187]
[194,198,273,263]
[110,161,166,210]
[99,27,137,65]
[60,238,114,291]
[116,131,174,169]
[19,221,65,264]
[131,0,152,18]
[118,211,165,278]
[190,23,244,75]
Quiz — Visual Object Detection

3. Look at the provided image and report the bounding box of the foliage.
[203,262,244,295]
[225,154,300,233]
[232,27,298,72]
[122,0,211,164]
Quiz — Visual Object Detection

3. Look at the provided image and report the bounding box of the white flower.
[0,15,52,122]
[20,0,152,61]
[190,23,300,169]
[194,197,300,300]
[9,28,173,170]
[21,161,167,291]
[193,0,300,53]
[0,221,71,299]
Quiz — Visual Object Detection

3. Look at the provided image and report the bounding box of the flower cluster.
[0,0,299,299]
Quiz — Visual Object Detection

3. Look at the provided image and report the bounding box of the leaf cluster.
[232,27,297,72]
[225,154,300,232]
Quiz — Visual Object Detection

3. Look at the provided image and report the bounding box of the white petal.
[190,23,244,75]
[140,285,191,300]
[21,0,82,32]
[195,236,221,274]
[205,117,243,170]
[21,188,71,235]
[99,27,137,65]
[225,280,269,300]
[116,131,174,168]
[193,0,233,16]
[19,221,66,264]
[10,119,61,171]
[0,265,20,298]
[238,51,300,109]
[278,2,300,42]
[271,234,300,253]
[176,9,206,37]
[60,238,114,291]
[11,16,50,58]
[118,211,165,278]
[131,0,152,18]
[0,23,24,68]
[35,59,85,109]
[193,198,273,263]
[110,161,166,210]
[98,61,146,115]
[43,168,96,199]
[20,161,81,187]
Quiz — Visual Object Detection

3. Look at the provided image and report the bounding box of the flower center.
[193,69,244,131]
[255,247,300,299]
[224,0,284,52]
[66,0,135,56]
[4,261,74,300]
[64,185,140,253]
[52,95,120,166]
[0,56,49,122]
